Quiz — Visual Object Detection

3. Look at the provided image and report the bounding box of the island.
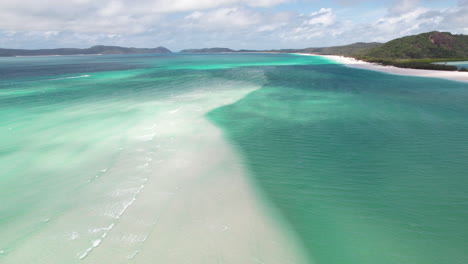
[0,45,172,57]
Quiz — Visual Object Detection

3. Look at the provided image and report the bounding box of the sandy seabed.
[2,81,308,263]
[295,53,468,83]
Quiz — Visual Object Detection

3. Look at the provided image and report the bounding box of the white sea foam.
[105,183,146,219]
[89,223,114,234]
[137,132,157,141]
[67,232,80,241]
[53,75,90,80]
[127,250,139,259]
[170,107,182,114]
[78,239,102,259]
[20,75,91,84]
[121,233,147,244]
[79,223,116,259]
[81,183,147,259]
[111,187,140,197]
[146,124,157,130]
[138,162,150,169]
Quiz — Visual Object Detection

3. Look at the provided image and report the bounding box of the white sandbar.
[2,80,308,264]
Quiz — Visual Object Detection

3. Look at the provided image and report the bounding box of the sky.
[0,0,467,51]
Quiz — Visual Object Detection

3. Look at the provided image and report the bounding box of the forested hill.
[363,31,468,59]
[0,45,172,57]
[179,48,235,53]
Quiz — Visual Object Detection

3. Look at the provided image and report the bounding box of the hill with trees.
[364,31,468,59]
[354,31,468,71]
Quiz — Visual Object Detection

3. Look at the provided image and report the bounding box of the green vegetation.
[364,31,468,59]
[354,31,468,71]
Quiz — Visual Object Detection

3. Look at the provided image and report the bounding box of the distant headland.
[0,45,172,57]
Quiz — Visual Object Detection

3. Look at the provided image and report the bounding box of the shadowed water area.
[207,60,468,264]
[1,53,468,263]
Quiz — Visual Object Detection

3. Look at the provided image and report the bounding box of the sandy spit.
[295,53,468,83]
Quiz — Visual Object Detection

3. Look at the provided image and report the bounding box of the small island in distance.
[1,31,467,72]
[0,45,172,57]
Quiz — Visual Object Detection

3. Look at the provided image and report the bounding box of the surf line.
[10,75,91,84]
[78,181,147,260]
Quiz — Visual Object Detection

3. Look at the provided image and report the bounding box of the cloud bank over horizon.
[0,0,467,50]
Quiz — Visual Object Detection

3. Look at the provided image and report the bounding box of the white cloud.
[388,0,420,15]
[183,7,260,30]
[307,8,336,26]
[0,0,290,34]
[0,0,467,50]
[374,8,429,35]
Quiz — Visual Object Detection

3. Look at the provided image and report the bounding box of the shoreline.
[295,53,468,83]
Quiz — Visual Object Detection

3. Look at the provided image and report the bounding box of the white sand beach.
[295,53,468,83]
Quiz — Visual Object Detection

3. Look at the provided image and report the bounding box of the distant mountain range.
[0,45,172,57]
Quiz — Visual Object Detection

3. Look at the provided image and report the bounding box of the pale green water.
[0,53,322,263]
[1,54,468,263]
[434,61,468,69]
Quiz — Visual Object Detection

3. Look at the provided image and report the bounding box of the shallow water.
[208,62,468,264]
[434,61,468,69]
[2,53,468,264]
[0,53,317,263]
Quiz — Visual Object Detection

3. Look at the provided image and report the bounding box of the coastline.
[295,53,468,83]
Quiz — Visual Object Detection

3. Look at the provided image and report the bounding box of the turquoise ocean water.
[1,53,468,263]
